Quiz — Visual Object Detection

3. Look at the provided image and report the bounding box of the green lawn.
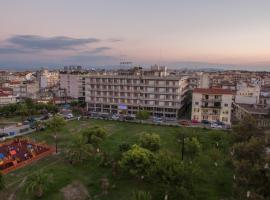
[1,119,234,200]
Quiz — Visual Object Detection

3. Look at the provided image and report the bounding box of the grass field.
[1,119,234,200]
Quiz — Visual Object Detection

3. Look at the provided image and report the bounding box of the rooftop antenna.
[120,54,132,69]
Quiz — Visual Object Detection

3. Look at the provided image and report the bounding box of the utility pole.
[181,134,185,161]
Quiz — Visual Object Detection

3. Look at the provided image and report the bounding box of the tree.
[100,177,110,195]
[185,137,201,159]
[46,114,66,153]
[232,117,270,200]
[136,110,150,121]
[148,151,197,200]
[25,170,53,198]
[119,144,156,179]
[66,136,93,164]
[0,173,4,191]
[17,103,29,121]
[34,120,44,131]
[133,190,152,200]
[138,132,161,152]
[82,126,107,151]
[119,142,131,152]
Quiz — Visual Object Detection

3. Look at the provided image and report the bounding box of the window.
[195,102,199,105]
[222,117,228,122]
[224,103,228,107]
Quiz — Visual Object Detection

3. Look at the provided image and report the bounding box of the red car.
[178,120,191,126]
[191,119,199,124]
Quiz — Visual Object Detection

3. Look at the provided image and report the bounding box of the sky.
[1,0,270,70]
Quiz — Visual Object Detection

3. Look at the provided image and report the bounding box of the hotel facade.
[80,67,189,119]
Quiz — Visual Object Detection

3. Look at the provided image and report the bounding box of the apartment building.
[234,103,270,127]
[60,72,85,100]
[0,88,17,106]
[84,66,189,119]
[235,82,260,104]
[191,88,234,125]
[39,69,59,89]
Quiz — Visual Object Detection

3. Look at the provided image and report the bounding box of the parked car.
[211,123,223,129]
[111,114,120,120]
[153,117,163,124]
[215,121,225,126]
[191,119,199,124]
[201,120,211,125]
[40,115,49,121]
[65,113,74,119]
[178,120,190,126]
[22,121,30,125]
[124,115,135,121]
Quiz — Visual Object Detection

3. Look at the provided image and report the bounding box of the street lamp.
[178,134,185,161]
[54,134,58,153]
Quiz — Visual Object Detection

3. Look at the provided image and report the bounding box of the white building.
[191,88,233,125]
[198,73,210,89]
[84,67,189,119]
[0,94,17,106]
[235,82,260,105]
[40,69,59,89]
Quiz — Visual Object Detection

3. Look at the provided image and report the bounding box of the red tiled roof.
[193,88,234,95]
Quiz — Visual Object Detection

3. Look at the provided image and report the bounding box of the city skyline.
[1,0,270,70]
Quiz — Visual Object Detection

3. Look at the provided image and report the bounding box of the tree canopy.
[138,132,161,152]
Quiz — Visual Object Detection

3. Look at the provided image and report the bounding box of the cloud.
[0,46,33,54]
[7,35,100,50]
[107,38,123,43]
[83,47,111,54]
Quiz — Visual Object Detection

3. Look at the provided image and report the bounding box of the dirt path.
[8,176,27,200]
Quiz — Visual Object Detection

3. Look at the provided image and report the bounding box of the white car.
[211,123,223,129]
[65,113,74,119]
[111,114,120,120]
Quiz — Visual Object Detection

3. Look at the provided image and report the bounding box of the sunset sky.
[1,0,270,70]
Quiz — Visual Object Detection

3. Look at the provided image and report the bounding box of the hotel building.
[83,66,189,119]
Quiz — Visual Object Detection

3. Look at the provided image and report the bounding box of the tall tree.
[136,110,150,121]
[149,151,197,200]
[138,132,161,152]
[232,116,270,200]
[66,136,93,164]
[17,103,29,121]
[185,137,201,159]
[46,114,66,153]
[119,144,156,179]
[82,126,107,151]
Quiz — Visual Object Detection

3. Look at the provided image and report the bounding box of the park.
[0,117,235,200]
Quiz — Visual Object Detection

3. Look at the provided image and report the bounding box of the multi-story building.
[84,66,189,119]
[39,69,59,89]
[59,72,86,100]
[233,103,270,127]
[235,82,260,104]
[0,88,17,106]
[191,88,234,125]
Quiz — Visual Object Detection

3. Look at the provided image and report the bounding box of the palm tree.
[46,114,66,153]
[133,190,152,200]
[66,136,93,164]
[25,170,53,198]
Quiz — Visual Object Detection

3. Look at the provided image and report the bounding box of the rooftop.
[193,88,234,95]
